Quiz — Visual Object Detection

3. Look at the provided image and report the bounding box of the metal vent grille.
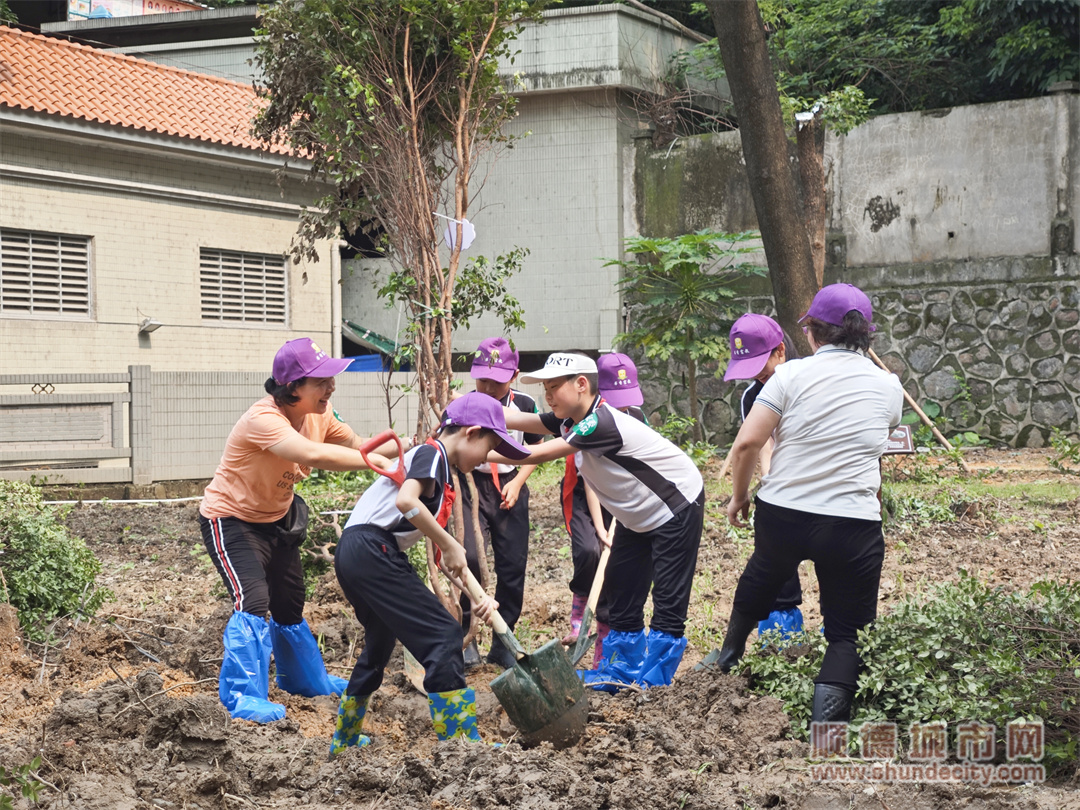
[199,248,287,324]
[0,229,91,316]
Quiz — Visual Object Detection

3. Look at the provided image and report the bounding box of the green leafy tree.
[607,230,766,442]
[253,0,545,434]
[0,0,15,24]
[760,0,1079,115]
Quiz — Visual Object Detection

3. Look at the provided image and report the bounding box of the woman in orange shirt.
[200,338,388,723]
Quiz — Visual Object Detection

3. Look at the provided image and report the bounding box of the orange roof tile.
[0,25,287,155]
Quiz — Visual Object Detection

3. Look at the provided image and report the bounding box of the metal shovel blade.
[570,606,597,666]
[489,638,588,749]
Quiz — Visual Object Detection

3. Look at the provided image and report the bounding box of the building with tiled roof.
[0,25,285,153]
[0,23,340,379]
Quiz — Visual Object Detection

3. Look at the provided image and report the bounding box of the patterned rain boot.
[560,594,588,646]
[327,693,372,759]
[428,687,483,742]
[592,621,611,669]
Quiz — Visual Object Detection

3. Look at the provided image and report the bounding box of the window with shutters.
[199,248,287,325]
[0,229,92,318]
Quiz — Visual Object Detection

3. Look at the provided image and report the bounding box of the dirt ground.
[0,448,1078,809]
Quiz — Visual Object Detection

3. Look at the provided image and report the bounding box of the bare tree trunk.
[705,0,816,355]
[797,114,826,288]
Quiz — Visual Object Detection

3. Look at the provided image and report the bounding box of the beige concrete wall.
[153,370,477,481]
[342,88,637,354]
[0,131,337,374]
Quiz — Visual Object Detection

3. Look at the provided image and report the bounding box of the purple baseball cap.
[272,338,352,384]
[723,314,784,381]
[799,283,876,330]
[598,353,643,408]
[470,337,518,383]
[440,392,531,460]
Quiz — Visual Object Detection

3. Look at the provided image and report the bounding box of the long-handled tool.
[569,519,616,666]
[867,348,972,475]
[360,431,588,748]
[460,569,587,749]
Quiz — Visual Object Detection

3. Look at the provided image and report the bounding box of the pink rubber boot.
[560,594,587,646]
[592,621,611,668]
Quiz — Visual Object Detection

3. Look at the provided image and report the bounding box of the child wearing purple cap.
[199,338,393,724]
[708,284,902,726]
[701,314,806,657]
[559,353,646,662]
[457,337,544,670]
[330,392,531,755]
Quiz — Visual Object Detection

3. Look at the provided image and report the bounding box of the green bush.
[296,469,378,595]
[740,573,1080,773]
[0,481,111,640]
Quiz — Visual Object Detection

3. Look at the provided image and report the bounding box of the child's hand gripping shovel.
[570,519,616,666]
[359,431,427,693]
[458,567,588,749]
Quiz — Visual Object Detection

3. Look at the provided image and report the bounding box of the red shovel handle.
[359,430,406,487]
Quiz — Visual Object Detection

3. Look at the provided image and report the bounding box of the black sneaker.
[463,640,482,671]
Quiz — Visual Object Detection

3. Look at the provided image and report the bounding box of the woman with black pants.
[709,284,903,724]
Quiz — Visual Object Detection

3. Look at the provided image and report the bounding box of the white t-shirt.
[344,441,451,551]
[541,398,703,533]
[754,346,904,521]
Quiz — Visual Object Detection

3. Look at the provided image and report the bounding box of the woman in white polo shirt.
[706,284,903,724]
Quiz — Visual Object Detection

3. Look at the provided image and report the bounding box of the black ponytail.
[264,376,305,407]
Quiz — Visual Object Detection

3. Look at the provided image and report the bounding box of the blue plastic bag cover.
[639,630,687,688]
[758,607,804,639]
[220,612,285,723]
[269,618,348,697]
[581,629,647,693]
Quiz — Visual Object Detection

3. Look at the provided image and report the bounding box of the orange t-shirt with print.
[200,396,357,523]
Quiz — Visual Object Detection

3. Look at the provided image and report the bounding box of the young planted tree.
[253,0,544,436]
[608,231,766,443]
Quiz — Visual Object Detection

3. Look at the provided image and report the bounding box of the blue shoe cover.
[758,607,804,641]
[220,612,286,723]
[580,629,646,693]
[639,630,687,688]
[269,618,348,697]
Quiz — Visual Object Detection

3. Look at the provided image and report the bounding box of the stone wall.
[629,94,1079,448]
[634,258,1079,448]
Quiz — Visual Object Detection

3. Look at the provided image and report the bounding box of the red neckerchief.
[561,395,604,533]
[423,438,456,529]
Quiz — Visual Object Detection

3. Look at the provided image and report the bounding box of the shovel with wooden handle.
[459,567,588,749]
[570,519,616,666]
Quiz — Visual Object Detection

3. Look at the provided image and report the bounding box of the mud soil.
[0,448,1077,809]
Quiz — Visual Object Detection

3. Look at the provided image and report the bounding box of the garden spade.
[461,569,588,749]
[570,519,616,666]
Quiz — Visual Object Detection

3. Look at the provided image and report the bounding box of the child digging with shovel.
[329,393,532,757]
[496,353,705,692]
